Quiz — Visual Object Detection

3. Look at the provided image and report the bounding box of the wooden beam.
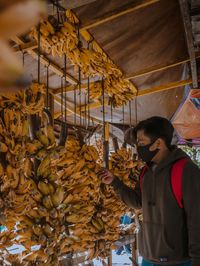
[79,77,200,112]
[12,36,78,85]
[81,0,160,30]
[51,83,89,94]
[78,99,109,112]
[138,77,198,97]
[51,53,200,93]
[179,0,198,88]
[53,94,102,124]
[53,94,75,116]
[126,55,200,80]
[13,40,37,52]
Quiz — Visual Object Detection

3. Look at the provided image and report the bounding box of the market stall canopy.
[11,0,200,140]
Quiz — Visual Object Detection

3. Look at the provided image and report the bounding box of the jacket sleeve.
[182,161,200,266]
[111,177,142,209]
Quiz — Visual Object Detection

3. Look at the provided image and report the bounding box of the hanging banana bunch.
[30,12,137,107]
[0,80,142,264]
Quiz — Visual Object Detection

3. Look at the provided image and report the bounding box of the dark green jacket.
[112,148,200,266]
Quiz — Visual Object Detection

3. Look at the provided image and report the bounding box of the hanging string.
[74,86,77,125]
[78,68,82,126]
[110,100,113,136]
[102,78,105,141]
[84,93,87,129]
[22,51,25,67]
[129,100,132,128]
[87,77,90,128]
[87,76,90,144]
[37,23,41,84]
[77,25,82,126]
[135,93,138,126]
[61,77,64,122]
[122,104,125,132]
[87,40,92,135]
[64,55,67,123]
[46,63,50,109]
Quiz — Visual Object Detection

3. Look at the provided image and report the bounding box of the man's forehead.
[137,129,145,138]
[137,130,150,140]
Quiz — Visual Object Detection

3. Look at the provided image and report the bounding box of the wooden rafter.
[80,0,160,30]
[126,53,200,80]
[179,0,198,88]
[12,36,78,85]
[138,76,199,96]
[53,94,102,124]
[78,99,109,113]
[13,40,37,52]
[51,53,200,95]
[50,84,87,94]
[78,77,199,112]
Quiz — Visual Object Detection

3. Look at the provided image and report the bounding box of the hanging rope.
[77,25,82,126]
[110,100,113,136]
[74,86,77,126]
[102,78,105,141]
[84,93,87,129]
[87,40,92,136]
[78,69,82,126]
[21,51,25,67]
[61,77,64,122]
[64,55,67,123]
[37,23,41,84]
[122,104,125,132]
[129,100,132,128]
[135,93,138,126]
[46,62,50,109]
[87,77,90,129]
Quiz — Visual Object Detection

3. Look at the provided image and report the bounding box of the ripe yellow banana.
[51,187,64,207]
[36,131,49,147]
[37,155,51,177]
[46,125,55,146]
[38,181,50,195]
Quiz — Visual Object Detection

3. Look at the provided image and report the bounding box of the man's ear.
[149,138,161,151]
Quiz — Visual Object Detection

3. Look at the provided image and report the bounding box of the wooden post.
[105,122,110,142]
[132,238,137,266]
[107,250,112,266]
[179,0,198,88]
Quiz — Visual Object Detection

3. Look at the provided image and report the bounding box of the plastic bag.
[173,89,200,139]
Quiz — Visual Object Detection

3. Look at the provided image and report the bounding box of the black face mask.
[137,140,159,163]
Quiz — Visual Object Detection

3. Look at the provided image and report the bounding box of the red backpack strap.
[139,165,148,191]
[171,158,189,208]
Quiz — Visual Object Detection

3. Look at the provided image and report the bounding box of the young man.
[100,116,200,266]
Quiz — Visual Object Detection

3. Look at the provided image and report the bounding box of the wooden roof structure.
[12,0,200,142]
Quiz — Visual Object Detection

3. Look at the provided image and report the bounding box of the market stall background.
[0,0,199,265]
[12,0,200,145]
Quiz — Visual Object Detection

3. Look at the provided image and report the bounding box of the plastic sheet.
[173,89,200,139]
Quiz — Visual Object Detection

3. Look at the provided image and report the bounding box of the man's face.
[136,129,160,163]
[136,129,152,147]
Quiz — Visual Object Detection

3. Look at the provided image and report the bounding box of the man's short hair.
[124,127,136,147]
[134,116,174,148]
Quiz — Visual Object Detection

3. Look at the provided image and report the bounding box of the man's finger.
[100,173,110,179]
